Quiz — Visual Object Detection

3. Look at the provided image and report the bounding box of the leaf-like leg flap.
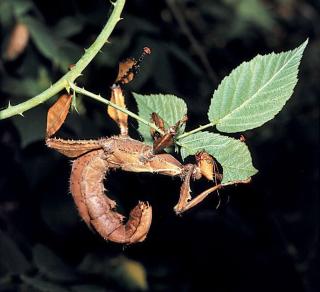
[175,184,222,214]
[46,94,72,138]
[107,86,128,135]
[174,164,194,214]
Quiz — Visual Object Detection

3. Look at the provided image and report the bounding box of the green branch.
[0,0,126,120]
[70,83,165,135]
[177,122,213,139]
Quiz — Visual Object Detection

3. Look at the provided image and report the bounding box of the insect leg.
[175,184,222,214]
[173,164,194,214]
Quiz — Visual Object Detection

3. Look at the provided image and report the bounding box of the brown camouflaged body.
[47,135,185,244]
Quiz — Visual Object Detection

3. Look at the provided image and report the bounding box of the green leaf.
[22,16,70,70]
[0,1,14,27]
[12,104,46,147]
[78,254,148,290]
[110,257,148,291]
[133,93,187,143]
[33,244,79,283]
[55,41,83,72]
[12,0,34,17]
[208,40,308,133]
[53,16,84,38]
[22,16,59,60]
[225,0,274,30]
[179,131,257,184]
[0,230,31,274]
[20,275,70,292]
[0,71,50,98]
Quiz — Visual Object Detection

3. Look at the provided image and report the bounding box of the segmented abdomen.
[70,149,152,244]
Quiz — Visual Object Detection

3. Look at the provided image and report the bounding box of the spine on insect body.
[46,138,103,158]
[70,149,152,244]
[104,136,184,176]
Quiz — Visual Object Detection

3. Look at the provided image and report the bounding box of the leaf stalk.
[177,122,214,139]
[70,83,164,135]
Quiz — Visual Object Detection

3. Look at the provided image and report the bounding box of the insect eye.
[196,151,215,181]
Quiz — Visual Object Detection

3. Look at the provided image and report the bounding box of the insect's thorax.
[105,136,183,176]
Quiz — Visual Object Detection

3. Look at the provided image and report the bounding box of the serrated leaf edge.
[209,39,308,131]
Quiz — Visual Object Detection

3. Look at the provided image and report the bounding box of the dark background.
[0,0,319,291]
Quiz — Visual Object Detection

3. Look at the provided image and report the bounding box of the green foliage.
[134,41,307,184]
[79,253,148,291]
[0,230,148,291]
[53,17,84,39]
[33,244,79,283]
[22,16,71,71]
[224,0,274,30]
[12,105,46,147]
[133,93,187,143]
[179,131,257,184]
[0,1,316,291]
[20,275,70,292]
[0,0,308,186]
[108,257,148,291]
[0,230,31,274]
[208,40,308,133]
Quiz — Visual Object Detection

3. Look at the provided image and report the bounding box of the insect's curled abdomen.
[92,201,152,244]
[70,149,152,244]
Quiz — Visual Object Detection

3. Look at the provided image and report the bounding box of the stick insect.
[46,48,225,244]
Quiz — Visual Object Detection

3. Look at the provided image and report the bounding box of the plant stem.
[70,84,165,135]
[177,122,213,139]
[0,0,126,120]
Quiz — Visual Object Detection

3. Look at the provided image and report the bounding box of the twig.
[70,83,165,135]
[177,122,213,139]
[0,0,126,120]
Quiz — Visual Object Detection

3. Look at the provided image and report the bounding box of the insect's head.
[195,151,216,181]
